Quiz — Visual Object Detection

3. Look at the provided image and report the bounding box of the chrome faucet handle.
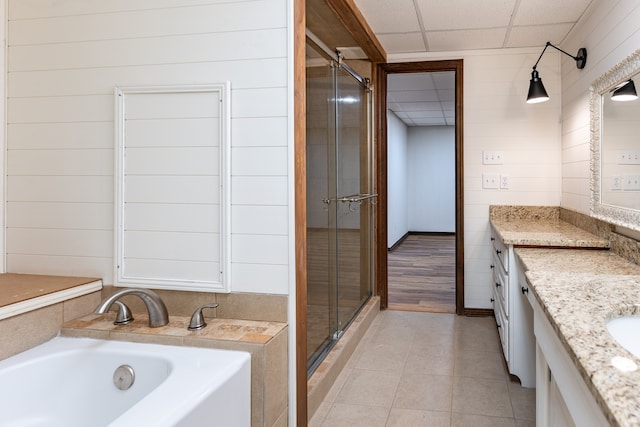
[113,300,134,325]
[188,303,219,330]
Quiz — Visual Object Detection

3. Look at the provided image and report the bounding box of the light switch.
[483,151,504,165]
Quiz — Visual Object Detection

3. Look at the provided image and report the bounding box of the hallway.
[309,310,535,426]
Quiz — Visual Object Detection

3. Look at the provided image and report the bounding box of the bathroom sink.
[607,315,640,359]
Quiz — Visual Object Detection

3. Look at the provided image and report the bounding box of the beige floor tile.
[337,369,401,408]
[452,376,513,418]
[412,329,457,351]
[355,342,410,372]
[404,345,455,375]
[454,350,508,380]
[451,412,517,427]
[393,373,453,412]
[386,408,450,426]
[312,311,536,427]
[508,379,536,421]
[309,401,331,427]
[320,403,389,427]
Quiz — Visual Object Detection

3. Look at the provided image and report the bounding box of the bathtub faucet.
[94,288,169,328]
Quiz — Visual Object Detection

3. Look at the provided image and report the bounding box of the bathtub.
[0,336,251,426]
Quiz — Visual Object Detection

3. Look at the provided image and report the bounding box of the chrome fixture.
[94,288,169,328]
[611,79,638,101]
[188,303,219,330]
[527,41,587,104]
[112,300,134,325]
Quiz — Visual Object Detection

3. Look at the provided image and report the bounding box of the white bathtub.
[0,337,251,426]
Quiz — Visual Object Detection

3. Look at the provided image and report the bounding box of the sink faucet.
[94,288,169,328]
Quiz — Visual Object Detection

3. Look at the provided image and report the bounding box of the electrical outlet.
[500,174,509,189]
[612,175,622,190]
[483,150,504,165]
[482,173,500,189]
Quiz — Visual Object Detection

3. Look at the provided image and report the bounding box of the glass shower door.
[305,41,373,373]
[335,68,372,334]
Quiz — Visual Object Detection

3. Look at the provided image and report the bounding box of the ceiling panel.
[416,0,517,30]
[513,0,593,25]
[427,28,508,51]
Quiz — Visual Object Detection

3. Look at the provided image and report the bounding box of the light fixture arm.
[532,41,587,71]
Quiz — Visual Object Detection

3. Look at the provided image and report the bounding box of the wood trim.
[294,0,308,424]
[374,64,388,308]
[325,0,386,63]
[464,308,494,317]
[388,232,409,252]
[375,60,465,315]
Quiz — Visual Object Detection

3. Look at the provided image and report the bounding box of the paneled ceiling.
[307,0,596,126]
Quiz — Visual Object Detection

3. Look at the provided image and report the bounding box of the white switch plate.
[500,174,509,189]
[618,151,640,165]
[623,174,640,191]
[483,150,504,165]
[483,173,500,189]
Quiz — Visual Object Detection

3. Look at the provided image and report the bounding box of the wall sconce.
[526,41,587,104]
[611,79,638,101]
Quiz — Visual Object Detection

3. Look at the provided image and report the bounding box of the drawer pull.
[490,264,494,269]
[496,249,502,255]
[521,286,529,295]
[495,282,501,287]
[490,297,495,303]
[490,237,495,241]
[496,323,501,328]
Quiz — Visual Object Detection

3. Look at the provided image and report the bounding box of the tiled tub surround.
[0,280,289,427]
[63,313,288,427]
[0,274,103,360]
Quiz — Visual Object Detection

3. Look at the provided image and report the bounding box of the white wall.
[5,0,291,295]
[390,48,563,308]
[387,110,409,247]
[560,0,640,214]
[407,126,455,232]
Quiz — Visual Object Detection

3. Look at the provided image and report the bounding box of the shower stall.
[305,35,375,374]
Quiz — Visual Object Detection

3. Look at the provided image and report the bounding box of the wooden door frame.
[374,60,465,315]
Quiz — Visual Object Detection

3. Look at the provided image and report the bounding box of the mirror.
[590,48,640,230]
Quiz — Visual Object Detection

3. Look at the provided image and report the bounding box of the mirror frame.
[590,48,640,230]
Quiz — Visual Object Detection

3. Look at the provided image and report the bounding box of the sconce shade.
[526,70,549,104]
[611,79,638,101]
[525,42,586,104]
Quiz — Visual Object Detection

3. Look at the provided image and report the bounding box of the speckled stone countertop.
[516,248,640,426]
[491,218,610,247]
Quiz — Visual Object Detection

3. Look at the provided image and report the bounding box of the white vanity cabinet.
[490,229,536,387]
[526,287,609,427]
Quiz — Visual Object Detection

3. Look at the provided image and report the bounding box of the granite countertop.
[491,218,610,247]
[516,248,640,426]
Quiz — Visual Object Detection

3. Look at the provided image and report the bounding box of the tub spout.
[94,288,169,328]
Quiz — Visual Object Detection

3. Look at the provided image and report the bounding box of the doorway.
[375,60,464,315]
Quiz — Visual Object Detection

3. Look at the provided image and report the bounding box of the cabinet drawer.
[492,290,509,361]
[492,251,509,316]
[491,234,509,272]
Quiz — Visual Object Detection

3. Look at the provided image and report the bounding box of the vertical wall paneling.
[114,84,231,292]
[561,0,640,214]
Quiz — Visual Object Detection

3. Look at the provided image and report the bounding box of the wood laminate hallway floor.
[309,310,535,426]
[388,234,456,313]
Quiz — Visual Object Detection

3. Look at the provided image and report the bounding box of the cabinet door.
[549,375,576,427]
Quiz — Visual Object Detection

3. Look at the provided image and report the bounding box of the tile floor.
[309,310,536,427]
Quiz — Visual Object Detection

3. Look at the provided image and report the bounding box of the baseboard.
[463,308,494,317]
[408,231,455,236]
[388,232,409,251]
